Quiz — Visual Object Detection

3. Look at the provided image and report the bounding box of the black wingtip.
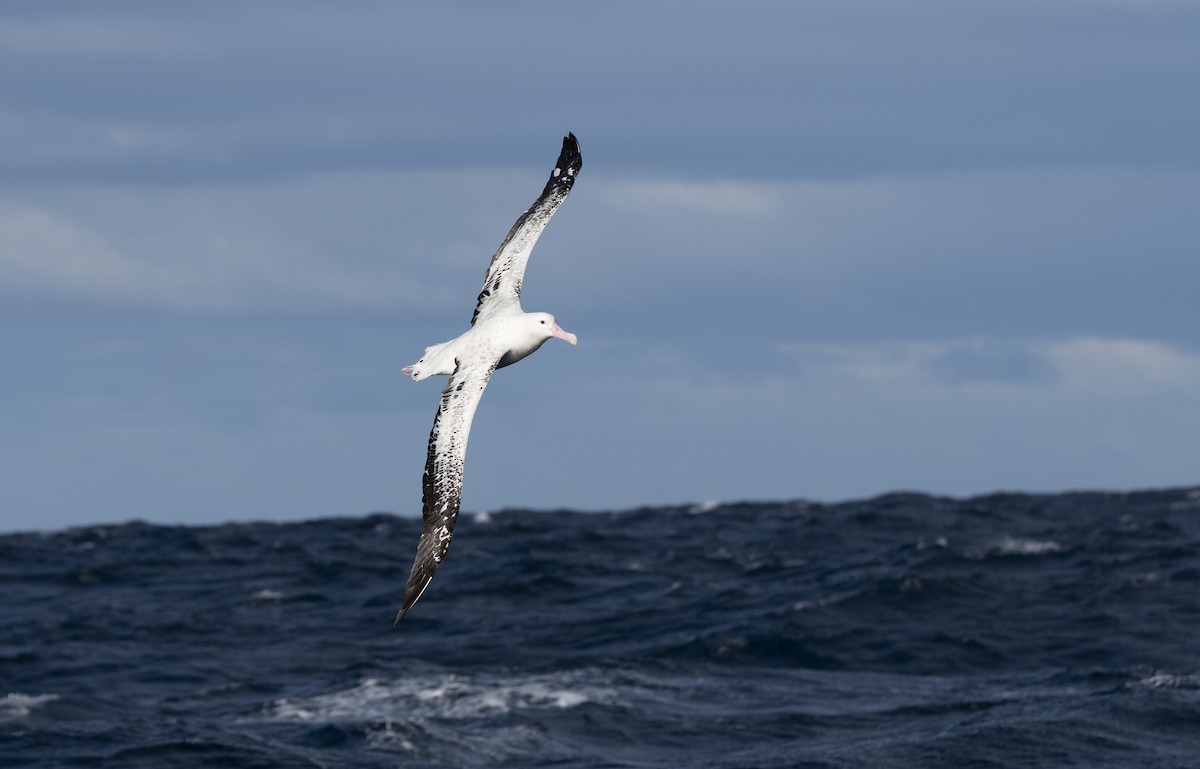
[394,570,436,625]
[557,132,582,175]
[393,592,418,625]
[393,600,414,625]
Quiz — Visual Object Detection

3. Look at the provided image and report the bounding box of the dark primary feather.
[395,361,495,623]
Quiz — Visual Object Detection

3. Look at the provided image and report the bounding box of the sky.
[2,1,1199,532]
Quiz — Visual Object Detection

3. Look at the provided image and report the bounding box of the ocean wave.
[5,486,1200,767]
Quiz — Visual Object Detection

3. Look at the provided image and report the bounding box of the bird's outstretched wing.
[470,133,582,326]
[395,358,496,622]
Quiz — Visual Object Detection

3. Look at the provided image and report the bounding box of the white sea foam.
[0,693,59,719]
[688,500,722,514]
[1132,672,1200,690]
[997,537,1063,555]
[1170,489,1200,510]
[249,589,284,602]
[266,671,614,724]
[973,536,1065,558]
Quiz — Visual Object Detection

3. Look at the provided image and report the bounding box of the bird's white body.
[404,312,576,382]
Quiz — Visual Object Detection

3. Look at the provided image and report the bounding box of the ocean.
[3,487,1199,768]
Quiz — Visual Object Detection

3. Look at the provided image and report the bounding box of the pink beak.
[551,321,578,345]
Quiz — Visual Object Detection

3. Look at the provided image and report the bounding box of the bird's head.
[529,312,577,345]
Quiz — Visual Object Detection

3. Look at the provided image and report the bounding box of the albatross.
[394,133,583,623]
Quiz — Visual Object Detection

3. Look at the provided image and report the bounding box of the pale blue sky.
[3,1,1199,531]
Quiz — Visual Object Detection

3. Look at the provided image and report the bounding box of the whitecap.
[1170,488,1200,510]
[997,537,1063,555]
[265,671,614,724]
[973,536,1064,558]
[0,693,59,719]
[1131,672,1200,690]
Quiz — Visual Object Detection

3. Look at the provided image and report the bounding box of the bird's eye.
[539,320,545,324]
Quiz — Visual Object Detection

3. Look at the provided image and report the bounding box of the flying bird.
[394,133,583,623]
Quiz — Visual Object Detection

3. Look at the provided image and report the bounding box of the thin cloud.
[0,203,451,313]
[777,337,1200,393]
[1046,337,1200,393]
[603,181,779,217]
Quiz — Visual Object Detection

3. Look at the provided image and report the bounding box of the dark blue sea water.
[3,488,1199,768]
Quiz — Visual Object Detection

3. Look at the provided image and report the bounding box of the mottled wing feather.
[470,133,582,326]
[395,359,496,622]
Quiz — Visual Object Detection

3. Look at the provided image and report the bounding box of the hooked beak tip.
[551,321,578,346]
